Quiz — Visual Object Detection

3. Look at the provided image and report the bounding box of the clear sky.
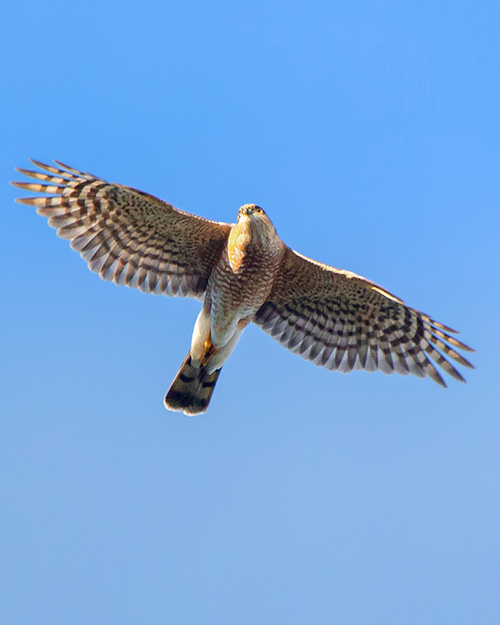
[1,1,499,624]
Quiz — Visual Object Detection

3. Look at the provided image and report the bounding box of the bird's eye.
[255,207,263,213]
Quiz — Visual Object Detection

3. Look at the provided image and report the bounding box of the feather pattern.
[254,247,474,386]
[13,160,231,299]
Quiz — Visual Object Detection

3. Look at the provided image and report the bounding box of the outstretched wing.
[13,160,231,298]
[254,247,474,386]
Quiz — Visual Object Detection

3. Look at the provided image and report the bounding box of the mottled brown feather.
[254,247,474,386]
[13,160,231,299]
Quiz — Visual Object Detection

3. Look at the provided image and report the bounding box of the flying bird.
[13,160,474,415]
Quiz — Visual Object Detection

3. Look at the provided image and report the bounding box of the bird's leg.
[201,335,216,366]
[204,321,247,374]
[190,309,211,366]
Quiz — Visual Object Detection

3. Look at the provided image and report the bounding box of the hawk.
[13,160,474,415]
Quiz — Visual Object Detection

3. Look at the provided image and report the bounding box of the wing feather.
[12,160,231,299]
[254,247,474,386]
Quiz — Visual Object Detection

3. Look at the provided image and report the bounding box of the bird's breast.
[208,230,284,331]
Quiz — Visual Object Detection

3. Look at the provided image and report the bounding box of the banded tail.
[164,353,222,416]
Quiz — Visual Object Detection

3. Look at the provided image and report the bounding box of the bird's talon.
[201,341,216,366]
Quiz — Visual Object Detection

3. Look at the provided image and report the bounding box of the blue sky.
[1,1,499,623]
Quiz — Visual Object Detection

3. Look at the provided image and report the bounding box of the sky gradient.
[1,1,499,624]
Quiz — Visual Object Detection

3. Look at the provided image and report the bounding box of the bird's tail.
[164,352,222,416]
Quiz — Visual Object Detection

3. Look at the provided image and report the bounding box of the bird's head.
[238,203,275,229]
[237,204,266,220]
[236,204,276,243]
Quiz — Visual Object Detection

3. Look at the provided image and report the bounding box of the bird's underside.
[13,160,474,415]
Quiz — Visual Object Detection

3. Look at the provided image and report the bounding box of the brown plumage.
[12,160,474,415]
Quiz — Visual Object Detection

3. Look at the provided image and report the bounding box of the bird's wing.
[13,160,231,298]
[254,247,474,386]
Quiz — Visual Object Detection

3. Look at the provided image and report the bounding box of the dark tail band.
[164,353,222,416]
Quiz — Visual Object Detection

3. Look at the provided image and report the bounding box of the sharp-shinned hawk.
[13,160,474,415]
